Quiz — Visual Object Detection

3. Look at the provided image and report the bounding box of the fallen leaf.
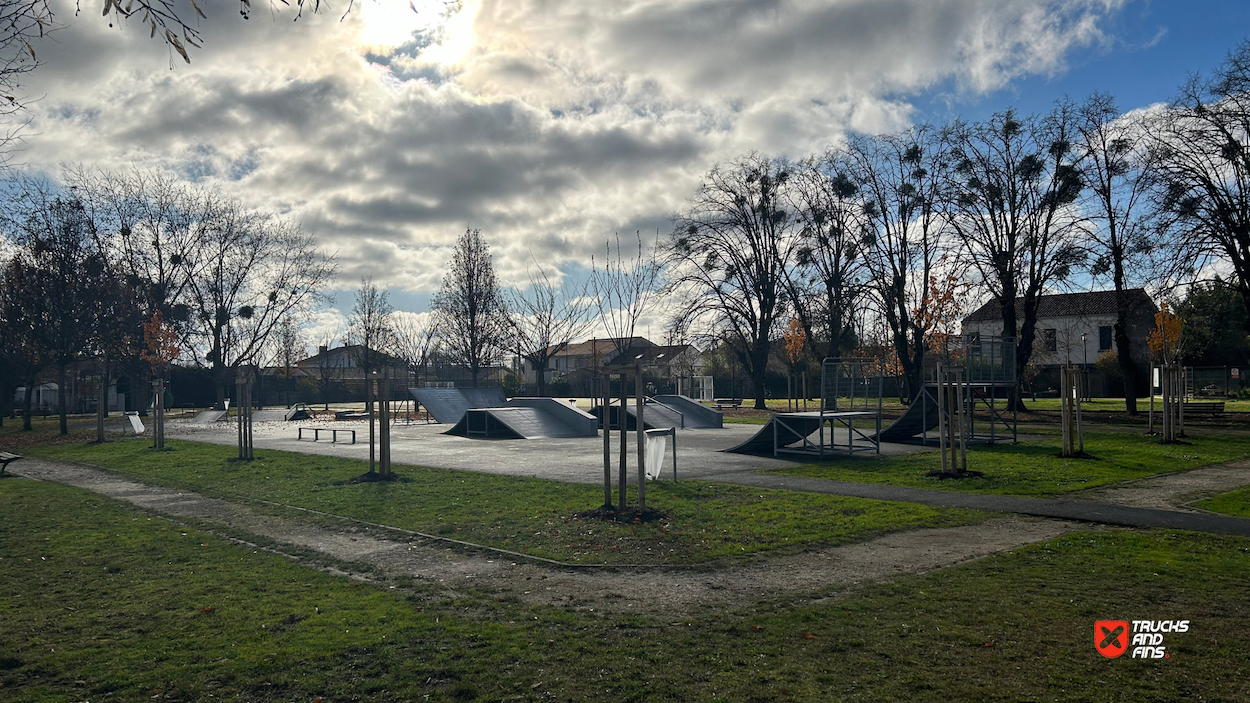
[802,633,816,639]
[752,625,763,631]
[982,642,995,647]
[201,607,215,613]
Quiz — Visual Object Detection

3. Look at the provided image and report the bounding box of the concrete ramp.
[193,409,227,424]
[594,398,698,430]
[445,405,598,439]
[505,398,599,436]
[653,395,723,428]
[250,410,288,422]
[410,387,508,424]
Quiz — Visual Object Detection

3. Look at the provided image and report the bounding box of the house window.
[1099,326,1113,351]
[1043,329,1057,352]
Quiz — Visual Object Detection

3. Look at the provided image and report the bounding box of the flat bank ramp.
[250,410,288,422]
[193,409,227,424]
[506,398,599,436]
[410,387,508,424]
[445,406,595,439]
[652,395,723,428]
[875,390,939,443]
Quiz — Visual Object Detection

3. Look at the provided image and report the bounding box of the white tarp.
[645,432,668,480]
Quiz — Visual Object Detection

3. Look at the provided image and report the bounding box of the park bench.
[0,451,21,476]
[1182,401,1225,414]
[713,398,743,409]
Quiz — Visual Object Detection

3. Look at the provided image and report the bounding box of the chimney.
[318,345,328,355]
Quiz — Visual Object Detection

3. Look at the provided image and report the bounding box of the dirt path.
[1077,459,1250,512]
[11,458,1076,616]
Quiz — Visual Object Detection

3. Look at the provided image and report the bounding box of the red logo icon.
[1095,620,1129,658]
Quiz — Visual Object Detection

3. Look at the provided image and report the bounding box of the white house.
[962,289,1158,371]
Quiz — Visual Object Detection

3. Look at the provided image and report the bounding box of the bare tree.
[346,277,395,412]
[270,315,307,408]
[0,253,46,430]
[65,167,199,325]
[848,127,950,403]
[507,263,594,397]
[432,228,511,388]
[1,179,108,434]
[182,194,335,409]
[1075,93,1163,414]
[592,233,663,362]
[0,0,54,166]
[313,327,342,411]
[945,107,1087,408]
[785,152,870,362]
[1147,41,1250,332]
[669,153,799,409]
[391,312,438,391]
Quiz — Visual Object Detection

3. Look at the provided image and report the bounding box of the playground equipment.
[1060,365,1084,457]
[728,357,883,457]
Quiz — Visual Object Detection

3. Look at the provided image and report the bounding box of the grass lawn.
[774,431,1250,497]
[1020,397,1250,413]
[1194,488,1250,517]
[26,438,982,565]
[3,478,1248,701]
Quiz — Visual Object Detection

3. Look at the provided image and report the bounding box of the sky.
[15,0,1250,344]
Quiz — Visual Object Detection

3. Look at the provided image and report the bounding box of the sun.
[357,0,442,49]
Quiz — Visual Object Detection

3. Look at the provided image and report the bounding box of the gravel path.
[10,457,1076,616]
[1077,459,1250,512]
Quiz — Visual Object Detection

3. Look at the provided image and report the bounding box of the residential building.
[962,289,1157,394]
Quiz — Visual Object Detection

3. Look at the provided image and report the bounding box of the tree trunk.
[750,338,770,410]
[214,374,228,411]
[22,377,34,431]
[1114,310,1139,415]
[1109,240,1140,415]
[96,357,109,443]
[57,363,69,435]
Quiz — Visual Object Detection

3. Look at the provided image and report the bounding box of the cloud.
[16,0,1133,311]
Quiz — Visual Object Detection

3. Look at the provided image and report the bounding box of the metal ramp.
[445,406,596,439]
[410,387,508,424]
[250,410,288,422]
[876,389,940,443]
[726,411,878,457]
[652,395,723,428]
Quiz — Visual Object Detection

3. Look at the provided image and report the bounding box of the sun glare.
[358,0,440,49]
